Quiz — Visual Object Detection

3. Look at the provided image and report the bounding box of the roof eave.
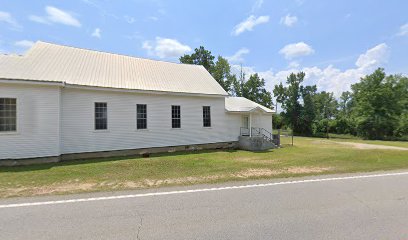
[225,107,274,114]
[0,78,227,97]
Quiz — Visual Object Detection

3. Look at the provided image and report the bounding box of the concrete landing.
[238,136,275,151]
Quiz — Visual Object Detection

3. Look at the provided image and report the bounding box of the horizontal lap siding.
[226,113,272,136]
[61,88,240,154]
[253,113,273,133]
[0,83,60,159]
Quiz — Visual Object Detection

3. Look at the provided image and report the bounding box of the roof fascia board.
[249,106,274,114]
[64,84,227,98]
[0,78,227,97]
[0,78,64,87]
[225,109,273,115]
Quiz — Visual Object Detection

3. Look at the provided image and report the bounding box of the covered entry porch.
[225,97,276,151]
[238,111,275,151]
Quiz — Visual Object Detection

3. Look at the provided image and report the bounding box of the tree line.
[180,46,408,140]
[179,46,273,109]
[274,69,408,140]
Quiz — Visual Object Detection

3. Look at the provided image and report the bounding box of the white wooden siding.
[227,112,272,136]
[252,112,273,133]
[0,84,272,160]
[0,83,60,159]
[61,88,241,154]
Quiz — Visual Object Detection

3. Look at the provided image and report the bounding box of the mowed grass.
[329,138,408,148]
[0,137,407,198]
[326,133,408,148]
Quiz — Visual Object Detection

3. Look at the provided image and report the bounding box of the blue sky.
[0,0,407,95]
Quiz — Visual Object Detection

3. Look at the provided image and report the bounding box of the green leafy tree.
[274,68,407,140]
[230,68,274,108]
[273,72,305,134]
[334,91,355,134]
[300,85,317,135]
[180,47,235,93]
[212,56,234,92]
[351,68,401,139]
[339,91,353,115]
[179,47,274,106]
[243,73,273,109]
[231,65,246,97]
[179,46,215,72]
[390,75,408,137]
[272,113,284,129]
[312,91,338,137]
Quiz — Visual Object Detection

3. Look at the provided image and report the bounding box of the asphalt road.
[1,171,408,240]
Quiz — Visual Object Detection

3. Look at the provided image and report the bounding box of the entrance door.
[241,115,250,136]
[242,115,249,128]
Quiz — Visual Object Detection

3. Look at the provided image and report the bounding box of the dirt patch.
[311,140,334,145]
[133,167,332,187]
[334,142,408,150]
[233,157,282,164]
[0,183,97,198]
[0,167,333,198]
[311,140,344,148]
[286,167,333,174]
[233,167,332,178]
[232,168,281,178]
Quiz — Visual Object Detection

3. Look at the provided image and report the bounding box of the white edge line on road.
[1,171,408,209]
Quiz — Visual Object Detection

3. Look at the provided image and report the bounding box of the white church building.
[0,42,274,165]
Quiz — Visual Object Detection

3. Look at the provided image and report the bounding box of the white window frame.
[94,102,108,131]
[0,97,17,133]
[136,104,147,130]
[171,105,181,129]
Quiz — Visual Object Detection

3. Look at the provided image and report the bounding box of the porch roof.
[225,97,274,113]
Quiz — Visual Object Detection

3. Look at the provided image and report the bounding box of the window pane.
[95,102,107,130]
[171,105,181,128]
[137,104,147,129]
[203,106,211,127]
[0,98,16,132]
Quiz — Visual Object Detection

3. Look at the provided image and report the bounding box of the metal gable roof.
[225,97,274,113]
[0,41,228,96]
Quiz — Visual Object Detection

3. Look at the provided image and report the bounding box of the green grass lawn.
[0,137,407,198]
[328,138,408,148]
[327,133,408,147]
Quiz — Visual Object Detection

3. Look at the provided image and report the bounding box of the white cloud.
[46,6,81,27]
[28,15,51,24]
[29,6,81,27]
[279,42,314,59]
[91,28,101,38]
[0,11,21,30]
[142,41,152,51]
[232,15,269,36]
[251,0,264,13]
[14,40,35,49]
[142,37,191,59]
[280,14,298,27]
[232,43,390,97]
[288,61,300,68]
[355,43,389,69]
[148,16,159,21]
[226,48,250,63]
[397,23,408,36]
